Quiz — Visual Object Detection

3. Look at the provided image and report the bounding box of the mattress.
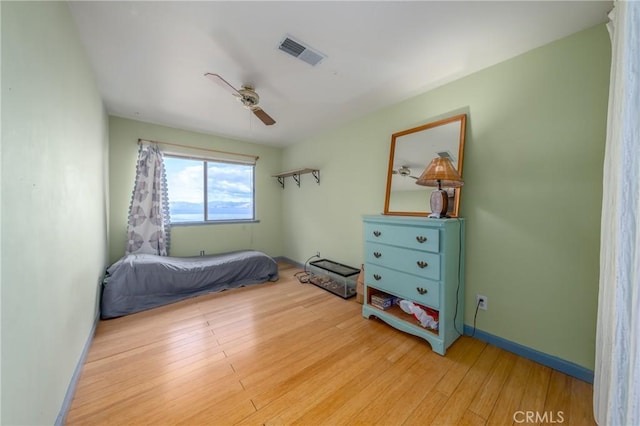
[100,250,279,319]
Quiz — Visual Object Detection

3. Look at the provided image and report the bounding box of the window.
[164,155,255,224]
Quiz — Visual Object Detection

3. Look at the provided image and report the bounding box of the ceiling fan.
[392,165,419,179]
[204,73,276,126]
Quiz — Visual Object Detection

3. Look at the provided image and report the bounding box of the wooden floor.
[66,262,595,425]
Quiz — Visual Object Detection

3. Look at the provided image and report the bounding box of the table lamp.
[415,157,464,218]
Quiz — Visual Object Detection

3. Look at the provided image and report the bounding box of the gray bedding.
[100,250,279,319]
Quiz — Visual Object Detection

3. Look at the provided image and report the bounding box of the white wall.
[1,2,109,424]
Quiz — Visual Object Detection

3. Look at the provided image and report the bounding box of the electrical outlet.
[476,294,488,310]
[316,251,321,258]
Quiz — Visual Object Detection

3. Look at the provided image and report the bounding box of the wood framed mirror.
[384,113,467,217]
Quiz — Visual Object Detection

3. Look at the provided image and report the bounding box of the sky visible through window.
[164,156,254,222]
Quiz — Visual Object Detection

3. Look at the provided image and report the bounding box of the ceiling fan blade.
[204,73,240,96]
[252,107,276,126]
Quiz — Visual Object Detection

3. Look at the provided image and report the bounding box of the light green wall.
[108,117,283,264]
[1,2,109,425]
[282,25,610,369]
[0,7,610,423]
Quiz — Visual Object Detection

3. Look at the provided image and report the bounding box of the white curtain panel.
[125,142,171,256]
[594,1,640,425]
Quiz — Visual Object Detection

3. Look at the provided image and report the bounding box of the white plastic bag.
[398,300,438,330]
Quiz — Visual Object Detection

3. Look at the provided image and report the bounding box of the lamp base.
[428,212,449,219]
[429,189,449,219]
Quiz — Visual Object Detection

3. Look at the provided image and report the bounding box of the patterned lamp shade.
[415,157,464,188]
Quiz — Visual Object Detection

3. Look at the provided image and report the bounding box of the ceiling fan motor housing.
[238,86,259,108]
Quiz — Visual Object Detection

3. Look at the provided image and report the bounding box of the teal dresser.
[362,215,465,355]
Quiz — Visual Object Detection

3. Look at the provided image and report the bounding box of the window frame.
[164,153,258,226]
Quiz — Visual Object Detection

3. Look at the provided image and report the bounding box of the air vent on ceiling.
[278,35,326,66]
[437,151,454,160]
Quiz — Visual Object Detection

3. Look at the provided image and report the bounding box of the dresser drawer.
[365,263,440,309]
[365,242,440,281]
[364,222,439,253]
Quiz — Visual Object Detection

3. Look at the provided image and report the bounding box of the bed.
[100,250,279,319]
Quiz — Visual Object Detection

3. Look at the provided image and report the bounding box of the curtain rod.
[138,138,259,162]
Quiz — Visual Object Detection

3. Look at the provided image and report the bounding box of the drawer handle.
[374,252,382,258]
[373,274,382,281]
[416,287,428,295]
[416,236,427,243]
[417,260,428,269]
[373,230,381,237]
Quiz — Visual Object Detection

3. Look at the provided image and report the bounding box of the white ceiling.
[68,1,612,147]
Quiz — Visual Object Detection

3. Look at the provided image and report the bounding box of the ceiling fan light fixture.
[237,86,259,108]
[398,165,411,176]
